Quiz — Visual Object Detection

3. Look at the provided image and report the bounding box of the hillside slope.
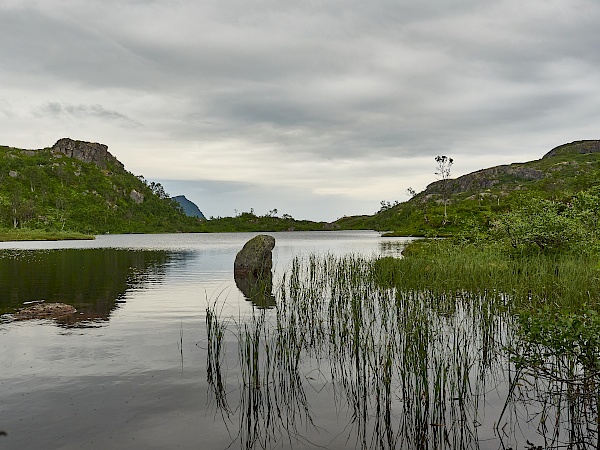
[0,138,202,234]
[337,140,600,235]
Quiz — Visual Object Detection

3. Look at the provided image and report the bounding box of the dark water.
[0,231,416,450]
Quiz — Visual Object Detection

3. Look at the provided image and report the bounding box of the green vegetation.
[0,143,329,238]
[337,141,600,237]
[0,145,202,235]
[0,228,94,241]
[196,209,328,232]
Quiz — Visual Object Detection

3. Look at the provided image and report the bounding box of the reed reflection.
[207,255,509,449]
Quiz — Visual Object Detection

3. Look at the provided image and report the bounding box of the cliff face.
[51,138,124,171]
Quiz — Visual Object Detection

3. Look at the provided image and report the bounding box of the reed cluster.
[205,239,600,449]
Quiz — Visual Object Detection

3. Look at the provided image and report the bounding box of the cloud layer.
[1,0,599,220]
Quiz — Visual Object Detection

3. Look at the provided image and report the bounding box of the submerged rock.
[234,235,275,277]
[14,302,77,320]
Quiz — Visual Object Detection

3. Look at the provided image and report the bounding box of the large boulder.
[234,235,275,277]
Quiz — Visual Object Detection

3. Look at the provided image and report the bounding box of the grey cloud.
[2,0,600,219]
[0,8,153,89]
[0,100,13,118]
[35,102,143,128]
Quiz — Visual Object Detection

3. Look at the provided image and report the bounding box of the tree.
[149,182,169,199]
[435,155,454,225]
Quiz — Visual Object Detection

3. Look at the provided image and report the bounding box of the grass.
[0,227,95,241]
[205,240,600,449]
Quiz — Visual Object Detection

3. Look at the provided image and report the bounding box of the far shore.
[0,229,95,242]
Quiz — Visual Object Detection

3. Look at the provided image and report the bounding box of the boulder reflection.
[234,273,276,309]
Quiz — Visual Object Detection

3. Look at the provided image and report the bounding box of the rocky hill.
[542,140,600,159]
[336,140,600,235]
[0,138,202,234]
[423,140,600,198]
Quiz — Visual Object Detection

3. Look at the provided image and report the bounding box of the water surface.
[0,231,413,449]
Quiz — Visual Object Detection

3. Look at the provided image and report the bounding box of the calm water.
[0,231,417,450]
[1,231,589,449]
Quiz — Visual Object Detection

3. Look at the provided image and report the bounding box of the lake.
[0,231,413,449]
[0,231,588,449]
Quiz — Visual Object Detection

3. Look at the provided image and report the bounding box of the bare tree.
[435,155,454,225]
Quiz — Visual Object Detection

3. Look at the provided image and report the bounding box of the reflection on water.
[0,231,424,450]
[234,273,276,309]
[208,254,600,450]
[0,248,174,325]
[209,255,504,449]
[379,239,412,257]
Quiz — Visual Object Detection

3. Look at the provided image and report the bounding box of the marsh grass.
[206,240,600,449]
[206,300,230,413]
[0,227,95,241]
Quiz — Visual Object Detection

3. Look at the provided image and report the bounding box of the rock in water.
[14,303,77,320]
[234,235,276,277]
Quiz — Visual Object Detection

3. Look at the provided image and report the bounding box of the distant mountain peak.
[172,195,206,219]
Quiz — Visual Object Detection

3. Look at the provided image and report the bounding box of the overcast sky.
[1,0,599,221]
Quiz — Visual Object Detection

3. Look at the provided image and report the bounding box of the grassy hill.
[0,139,206,234]
[4,138,597,238]
[336,140,600,236]
[0,138,328,236]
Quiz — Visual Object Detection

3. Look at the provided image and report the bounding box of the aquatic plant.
[205,239,600,449]
[207,253,509,448]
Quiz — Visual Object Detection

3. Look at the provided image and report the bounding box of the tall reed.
[205,240,600,449]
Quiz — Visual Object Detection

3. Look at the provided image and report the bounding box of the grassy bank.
[374,238,600,313]
[0,228,95,241]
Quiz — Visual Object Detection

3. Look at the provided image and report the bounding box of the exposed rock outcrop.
[424,165,545,197]
[130,189,144,204]
[234,235,275,277]
[52,138,124,170]
[543,140,600,159]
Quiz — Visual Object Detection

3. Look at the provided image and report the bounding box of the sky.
[1,0,599,221]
